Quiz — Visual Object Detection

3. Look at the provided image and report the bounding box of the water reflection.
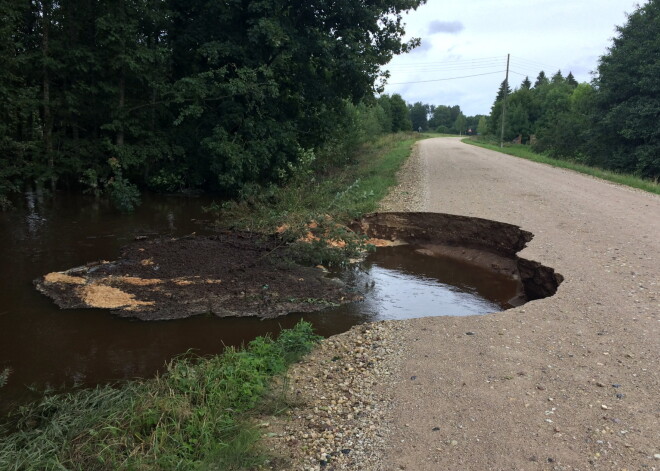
[331,245,516,321]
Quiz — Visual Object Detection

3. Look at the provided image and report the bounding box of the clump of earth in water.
[35,232,361,321]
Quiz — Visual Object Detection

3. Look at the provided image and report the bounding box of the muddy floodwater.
[0,193,519,414]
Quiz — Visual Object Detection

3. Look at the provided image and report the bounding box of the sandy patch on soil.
[43,273,86,285]
[80,285,155,310]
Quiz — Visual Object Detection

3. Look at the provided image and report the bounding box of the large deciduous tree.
[0,0,426,208]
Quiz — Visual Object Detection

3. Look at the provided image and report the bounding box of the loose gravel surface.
[260,137,659,470]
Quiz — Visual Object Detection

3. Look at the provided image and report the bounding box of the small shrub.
[106,158,141,212]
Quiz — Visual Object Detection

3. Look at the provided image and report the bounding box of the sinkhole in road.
[306,211,565,329]
[350,211,563,308]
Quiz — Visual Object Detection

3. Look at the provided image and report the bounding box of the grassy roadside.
[209,132,425,266]
[463,138,660,195]
[0,322,321,471]
[0,133,422,470]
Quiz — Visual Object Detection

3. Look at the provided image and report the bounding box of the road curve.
[383,138,659,470]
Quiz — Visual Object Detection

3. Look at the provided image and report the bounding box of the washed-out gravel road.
[262,137,659,471]
[381,137,659,470]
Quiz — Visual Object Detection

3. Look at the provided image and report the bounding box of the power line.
[385,55,505,67]
[513,56,562,72]
[509,70,529,77]
[387,70,505,85]
[388,63,505,72]
[508,62,543,75]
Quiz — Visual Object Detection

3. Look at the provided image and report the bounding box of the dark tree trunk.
[116,72,125,147]
[42,1,55,191]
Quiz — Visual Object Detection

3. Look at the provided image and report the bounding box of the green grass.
[209,132,424,266]
[418,132,457,138]
[463,138,660,195]
[0,321,321,471]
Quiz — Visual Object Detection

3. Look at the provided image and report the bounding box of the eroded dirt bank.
[258,138,659,470]
[355,212,563,301]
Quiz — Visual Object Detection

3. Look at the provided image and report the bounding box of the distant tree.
[390,94,412,132]
[488,80,511,135]
[533,77,580,154]
[477,116,488,135]
[551,70,565,84]
[521,76,532,89]
[495,80,511,101]
[449,105,462,124]
[429,105,452,130]
[377,95,394,132]
[534,71,548,88]
[534,83,596,158]
[566,72,578,87]
[506,102,531,140]
[453,112,467,134]
[409,102,429,131]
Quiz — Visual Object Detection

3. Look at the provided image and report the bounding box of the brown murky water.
[0,193,518,414]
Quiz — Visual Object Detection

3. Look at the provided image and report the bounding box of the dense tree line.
[406,101,484,135]
[0,0,425,210]
[484,0,659,180]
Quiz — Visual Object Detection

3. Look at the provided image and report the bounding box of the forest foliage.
[482,0,660,181]
[0,0,425,210]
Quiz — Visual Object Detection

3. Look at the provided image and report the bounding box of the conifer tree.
[534,71,548,88]
[566,72,578,87]
[551,70,564,84]
[521,76,532,89]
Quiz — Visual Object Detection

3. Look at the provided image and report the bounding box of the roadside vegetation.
[0,321,321,470]
[208,131,422,266]
[464,138,660,195]
[477,1,659,184]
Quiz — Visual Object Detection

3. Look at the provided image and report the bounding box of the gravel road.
[384,137,660,470]
[262,137,659,470]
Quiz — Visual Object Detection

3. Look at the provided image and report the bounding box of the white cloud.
[382,0,645,116]
[428,20,464,34]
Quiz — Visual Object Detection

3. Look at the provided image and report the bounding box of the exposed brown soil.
[35,232,361,321]
[354,212,563,301]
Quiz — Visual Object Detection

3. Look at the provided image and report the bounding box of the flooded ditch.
[0,196,562,414]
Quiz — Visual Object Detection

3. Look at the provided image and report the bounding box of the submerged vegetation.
[0,321,321,470]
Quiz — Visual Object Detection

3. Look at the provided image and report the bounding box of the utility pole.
[500,53,510,148]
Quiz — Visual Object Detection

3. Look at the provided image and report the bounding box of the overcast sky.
[382,0,645,117]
